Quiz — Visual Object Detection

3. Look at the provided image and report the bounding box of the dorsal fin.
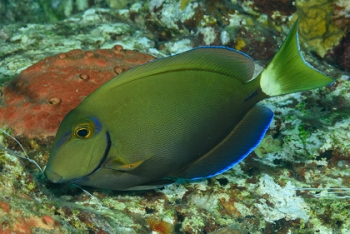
[105,47,255,90]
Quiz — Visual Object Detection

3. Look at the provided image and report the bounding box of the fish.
[44,20,334,190]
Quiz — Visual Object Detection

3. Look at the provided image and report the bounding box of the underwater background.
[0,0,349,233]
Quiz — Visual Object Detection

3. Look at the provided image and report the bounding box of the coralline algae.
[0,1,349,233]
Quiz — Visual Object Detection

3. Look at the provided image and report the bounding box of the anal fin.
[172,105,273,180]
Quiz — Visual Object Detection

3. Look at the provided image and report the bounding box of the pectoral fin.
[106,159,146,171]
[171,105,273,179]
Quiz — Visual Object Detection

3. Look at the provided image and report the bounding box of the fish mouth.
[70,131,112,183]
[45,169,63,183]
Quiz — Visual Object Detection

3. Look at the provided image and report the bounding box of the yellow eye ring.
[73,125,93,139]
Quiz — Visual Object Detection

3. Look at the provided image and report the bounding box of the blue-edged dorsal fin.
[171,105,273,180]
[105,47,255,90]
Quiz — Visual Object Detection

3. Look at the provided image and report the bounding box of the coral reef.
[296,0,345,57]
[239,0,348,59]
[0,0,349,233]
[0,45,154,138]
[325,31,350,72]
[0,0,46,24]
[333,0,350,31]
[106,0,138,9]
[238,0,295,27]
[325,0,350,71]
[41,0,137,21]
[143,0,283,60]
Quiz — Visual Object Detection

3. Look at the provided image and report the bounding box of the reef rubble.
[0,1,349,233]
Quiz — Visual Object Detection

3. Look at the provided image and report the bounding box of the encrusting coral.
[333,0,350,30]
[0,1,349,233]
[0,45,154,138]
[296,0,345,57]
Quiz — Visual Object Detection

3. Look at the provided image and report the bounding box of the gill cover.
[45,113,107,182]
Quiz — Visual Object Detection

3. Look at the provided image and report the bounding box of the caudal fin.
[259,19,334,96]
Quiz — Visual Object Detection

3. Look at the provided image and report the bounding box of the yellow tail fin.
[259,19,334,96]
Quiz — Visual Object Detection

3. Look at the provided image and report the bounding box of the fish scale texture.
[0,45,155,138]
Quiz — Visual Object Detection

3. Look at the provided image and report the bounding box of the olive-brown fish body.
[45,21,333,190]
[47,67,264,190]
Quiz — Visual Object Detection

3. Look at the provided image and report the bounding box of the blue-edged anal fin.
[171,105,273,180]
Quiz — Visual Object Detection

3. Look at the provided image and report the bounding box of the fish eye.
[73,123,94,139]
[75,128,90,138]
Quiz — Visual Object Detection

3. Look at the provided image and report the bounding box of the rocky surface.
[0,0,349,233]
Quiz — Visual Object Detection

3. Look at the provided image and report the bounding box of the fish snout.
[45,169,63,183]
